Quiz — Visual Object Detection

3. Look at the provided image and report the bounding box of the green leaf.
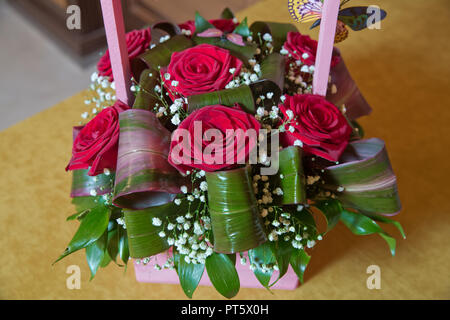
[187,79,280,114]
[205,253,240,299]
[123,200,191,258]
[290,249,311,283]
[193,36,258,63]
[276,146,305,205]
[322,138,402,215]
[315,199,343,233]
[221,8,235,19]
[250,21,298,51]
[363,213,406,239]
[260,53,286,93]
[107,224,120,264]
[118,227,130,266]
[66,209,89,221]
[340,210,397,256]
[295,208,317,234]
[54,206,111,264]
[174,253,205,299]
[233,17,251,37]
[194,11,215,34]
[270,241,292,287]
[71,196,106,213]
[206,166,267,253]
[248,242,276,289]
[85,230,107,280]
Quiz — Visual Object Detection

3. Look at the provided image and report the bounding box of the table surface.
[1,0,449,299]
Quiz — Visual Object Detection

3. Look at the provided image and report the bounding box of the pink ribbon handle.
[100,0,133,105]
[312,0,340,97]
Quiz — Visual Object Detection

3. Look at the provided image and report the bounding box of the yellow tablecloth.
[1,0,449,299]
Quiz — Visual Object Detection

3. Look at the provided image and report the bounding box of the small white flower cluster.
[180,29,192,36]
[279,47,315,95]
[135,256,175,270]
[116,217,126,229]
[163,213,213,265]
[252,174,274,206]
[159,35,171,43]
[82,72,118,122]
[260,32,274,53]
[225,59,262,89]
[249,261,278,273]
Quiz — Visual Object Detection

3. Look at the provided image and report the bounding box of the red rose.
[162,44,242,99]
[283,31,340,67]
[66,100,130,176]
[178,19,239,35]
[168,105,261,173]
[279,94,352,162]
[97,28,152,81]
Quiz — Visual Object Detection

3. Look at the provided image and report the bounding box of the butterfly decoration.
[288,0,387,43]
[197,28,245,46]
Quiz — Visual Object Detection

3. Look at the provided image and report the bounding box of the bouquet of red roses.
[55,8,403,298]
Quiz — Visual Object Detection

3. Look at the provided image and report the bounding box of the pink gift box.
[134,251,299,290]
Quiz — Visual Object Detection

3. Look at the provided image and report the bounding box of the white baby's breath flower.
[229,67,236,74]
[171,114,181,126]
[262,33,272,42]
[174,199,182,206]
[256,107,265,117]
[200,181,208,191]
[280,47,289,55]
[286,109,294,119]
[164,73,171,80]
[81,112,89,119]
[301,65,310,73]
[294,139,303,147]
[171,80,179,87]
[302,52,309,60]
[152,217,162,226]
[250,73,259,82]
[158,231,166,238]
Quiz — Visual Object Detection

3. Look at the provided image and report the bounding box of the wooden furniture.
[8,0,164,66]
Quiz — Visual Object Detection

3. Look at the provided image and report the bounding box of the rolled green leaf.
[132,69,159,110]
[132,35,193,110]
[322,138,402,215]
[113,109,186,209]
[151,21,181,37]
[86,230,107,280]
[206,166,267,254]
[276,146,306,205]
[260,53,286,92]
[250,21,298,52]
[123,200,187,258]
[187,80,280,114]
[71,169,113,198]
[328,50,372,120]
[193,36,258,63]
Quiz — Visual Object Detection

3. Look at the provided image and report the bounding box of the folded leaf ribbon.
[112,109,187,209]
[322,138,402,215]
[276,146,306,205]
[206,166,267,253]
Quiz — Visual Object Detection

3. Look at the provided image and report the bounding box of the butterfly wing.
[338,6,387,31]
[288,0,323,23]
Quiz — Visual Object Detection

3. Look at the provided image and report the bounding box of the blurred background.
[0,0,258,131]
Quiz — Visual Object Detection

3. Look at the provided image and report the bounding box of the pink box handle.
[312,0,340,96]
[100,0,133,105]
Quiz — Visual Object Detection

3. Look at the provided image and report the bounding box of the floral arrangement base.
[134,252,299,290]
